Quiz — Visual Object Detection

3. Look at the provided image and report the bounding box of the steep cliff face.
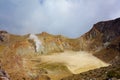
[92,18,120,42]
[78,18,120,52]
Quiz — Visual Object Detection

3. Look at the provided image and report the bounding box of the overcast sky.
[0,0,120,38]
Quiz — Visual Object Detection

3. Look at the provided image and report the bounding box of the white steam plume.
[29,34,41,52]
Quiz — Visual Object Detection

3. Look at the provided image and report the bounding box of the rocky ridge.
[61,18,120,80]
[0,18,120,80]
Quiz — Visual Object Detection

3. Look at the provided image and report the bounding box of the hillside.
[62,18,120,80]
[0,18,120,80]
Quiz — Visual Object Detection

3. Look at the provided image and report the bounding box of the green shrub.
[107,70,120,79]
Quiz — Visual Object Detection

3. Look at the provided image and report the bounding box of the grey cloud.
[0,0,120,38]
